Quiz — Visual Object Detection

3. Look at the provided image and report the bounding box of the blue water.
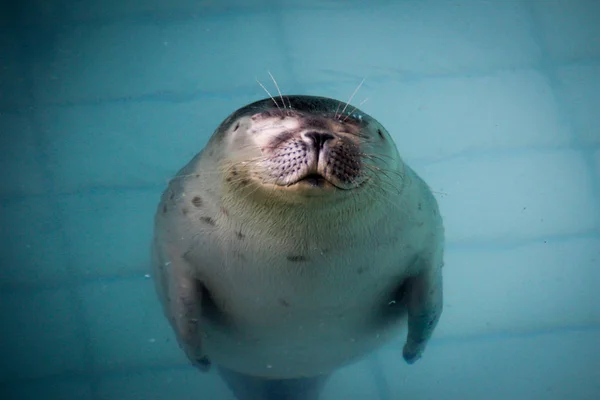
[1,0,599,399]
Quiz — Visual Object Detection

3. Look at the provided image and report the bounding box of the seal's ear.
[402,255,443,364]
[151,241,210,372]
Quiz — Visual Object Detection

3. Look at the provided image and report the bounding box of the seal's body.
[151,96,444,400]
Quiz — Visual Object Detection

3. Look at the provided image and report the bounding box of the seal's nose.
[304,131,334,151]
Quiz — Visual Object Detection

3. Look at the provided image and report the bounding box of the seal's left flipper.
[402,255,444,364]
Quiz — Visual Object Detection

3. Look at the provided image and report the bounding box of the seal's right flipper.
[402,254,444,364]
[218,367,329,400]
[152,241,209,371]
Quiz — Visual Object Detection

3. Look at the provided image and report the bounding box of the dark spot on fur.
[226,177,232,182]
[233,122,240,131]
[192,196,203,208]
[182,207,189,215]
[200,216,216,226]
[162,204,167,214]
[377,128,385,139]
[287,255,308,262]
[279,298,290,307]
[209,150,214,157]
[240,179,249,186]
[236,231,245,239]
[231,168,238,176]
[418,202,422,211]
[169,192,174,200]
[357,267,367,275]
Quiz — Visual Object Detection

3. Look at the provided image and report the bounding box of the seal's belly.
[198,245,411,377]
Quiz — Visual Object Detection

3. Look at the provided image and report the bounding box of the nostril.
[304,131,334,150]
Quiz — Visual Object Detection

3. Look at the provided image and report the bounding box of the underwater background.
[1,0,599,399]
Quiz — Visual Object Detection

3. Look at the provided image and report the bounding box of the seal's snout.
[303,131,335,152]
[228,98,391,193]
[248,122,366,191]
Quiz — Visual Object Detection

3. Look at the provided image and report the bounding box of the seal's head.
[208,95,402,204]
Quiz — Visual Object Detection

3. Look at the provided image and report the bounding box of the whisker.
[361,171,404,208]
[268,71,288,110]
[360,154,407,176]
[339,78,365,118]
[362,163,406,193]
[343,97,369,122]
[237,179,263,202]
[363,166,399,190]
[256,78,281,111]
[334,100,342,120]
[359,151,394,160]
[365,164,405,182]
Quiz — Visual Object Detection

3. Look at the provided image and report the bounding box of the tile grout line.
[0,53,595,114]
[269,0,389,396]
[4,4,597,399]
[16,12,103,399]
[2,129,600,203]
[2,227,600,293]
[269,0,303,93]
[2,141,599,203]
[521,0,600,222]
[268,1,392,397]
[2,322,599,390]
[3,59,595,111]
[369,2,600,397]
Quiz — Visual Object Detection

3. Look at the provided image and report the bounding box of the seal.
[151,95,444,400]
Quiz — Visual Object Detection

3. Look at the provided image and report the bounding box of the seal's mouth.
[289,173,357,191]
[296,173,328,188]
